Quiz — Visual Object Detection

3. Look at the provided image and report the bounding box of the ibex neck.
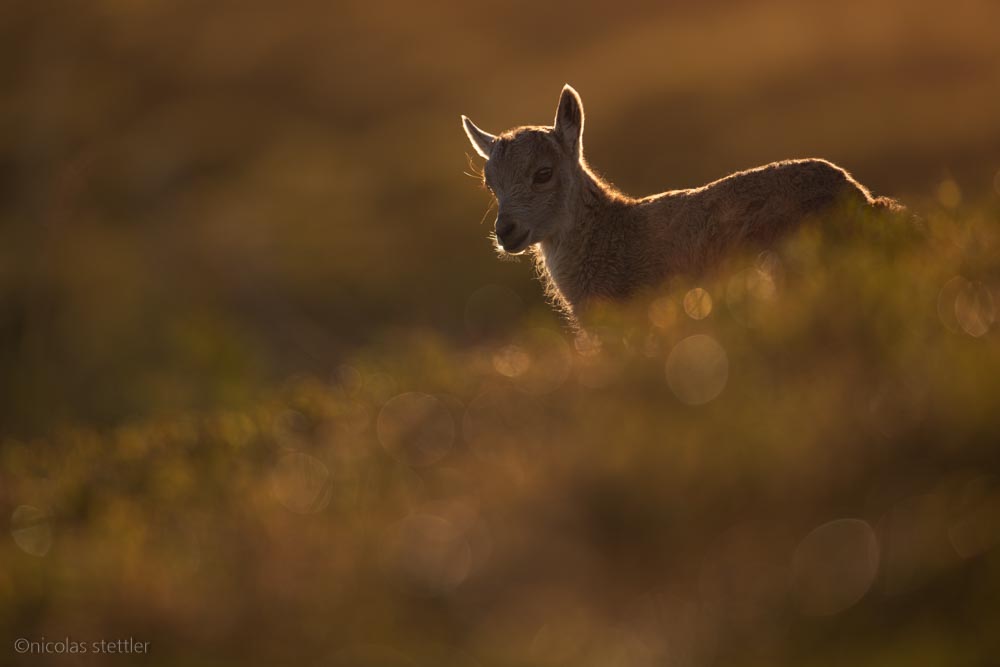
[552,162,624,246]
[536,161,634,317]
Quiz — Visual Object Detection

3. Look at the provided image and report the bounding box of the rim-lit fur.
[462,85,904,324]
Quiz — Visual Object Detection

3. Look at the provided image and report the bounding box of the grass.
[3,205,999,665]
[3,1,1000,664]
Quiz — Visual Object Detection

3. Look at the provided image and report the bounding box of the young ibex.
[462,85,903,322]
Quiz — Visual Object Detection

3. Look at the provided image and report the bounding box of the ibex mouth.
[501,229,531,254]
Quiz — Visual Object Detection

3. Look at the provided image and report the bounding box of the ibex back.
[462,85,903,323]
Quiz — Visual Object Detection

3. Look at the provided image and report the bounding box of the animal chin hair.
[533,253,576,325]
[491,234,522,261]
[498,249,523,263]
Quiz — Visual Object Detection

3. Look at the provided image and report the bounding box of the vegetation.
[2,1,999,665]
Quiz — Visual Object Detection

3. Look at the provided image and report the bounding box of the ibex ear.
[462,116,497,160]
[553,84,584,158]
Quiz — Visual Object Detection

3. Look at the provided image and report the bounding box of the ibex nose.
[495,217,517,242]
[494,215,530,252]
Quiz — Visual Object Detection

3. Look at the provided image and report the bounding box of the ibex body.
[462,85,902,322]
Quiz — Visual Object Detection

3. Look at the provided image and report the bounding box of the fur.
[462,85,903,323]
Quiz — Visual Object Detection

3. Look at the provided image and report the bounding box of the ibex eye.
[533,167,553,184]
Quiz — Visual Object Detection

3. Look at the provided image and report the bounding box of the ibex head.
[462,85,586,254]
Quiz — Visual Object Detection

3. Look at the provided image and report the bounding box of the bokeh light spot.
[492,345,531,378]
[648,296,679,329]
[573,330,603,357]
[792,518,878,615]
[936,178,962,208]
[377,392,455,467]
[726,265,777,327]
[10,505,52,557]
[867,378,926,439]
[507,328,572,395]
[334,364,364,395]
[940,276,995,337]
[683,287,713,320]
[755,250,784,283]
[270,452,332,514]
[937,276,968,333]
[572,330,624,389]
[665,334,729,405]
[955,280,995,337]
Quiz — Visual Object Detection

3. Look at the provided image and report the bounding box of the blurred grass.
[2,0,1000,665]
[3,206,1000,666]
